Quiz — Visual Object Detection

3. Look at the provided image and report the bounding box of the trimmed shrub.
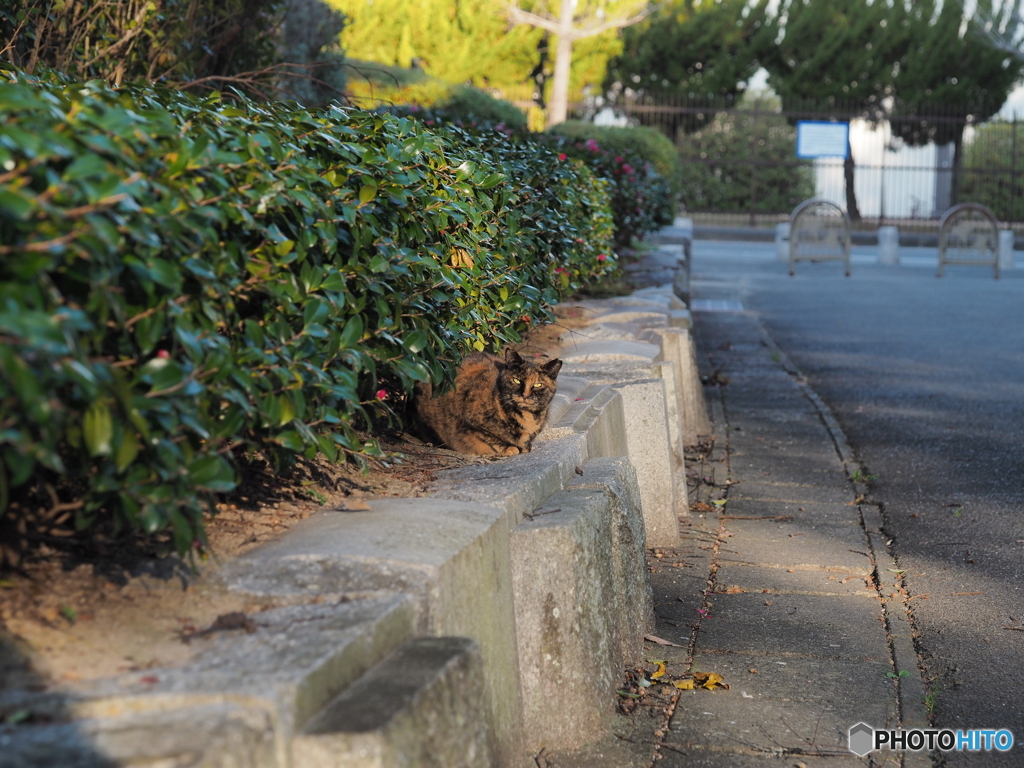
[346,58,528,131]
[390,106,669,252]
[0,71,614,561]
[437,124,618,294]
[548,121,683,200]
[676,109,814,214]
[545,134,675,250]
[431,87,527,133]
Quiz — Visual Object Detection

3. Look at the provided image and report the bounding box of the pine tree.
[605,0,765,102]
[754,0,913,219]
[889,0,1024,205]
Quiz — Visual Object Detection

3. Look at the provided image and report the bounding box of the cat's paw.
[501,445,522,456]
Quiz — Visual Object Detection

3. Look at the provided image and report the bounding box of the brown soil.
[0,308,587,696]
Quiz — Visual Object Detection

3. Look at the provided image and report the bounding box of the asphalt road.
[691,240,1024,766]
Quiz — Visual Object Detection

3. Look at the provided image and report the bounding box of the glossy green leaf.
[455,161,476,181]
[187,454,236,492]
[403,329,429,353]
[115,431,139,472]
[83,401,113,457]
[338,315,364,348]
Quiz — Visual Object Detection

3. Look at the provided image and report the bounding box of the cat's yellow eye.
[512,378,521,384]
[533,383,544,389]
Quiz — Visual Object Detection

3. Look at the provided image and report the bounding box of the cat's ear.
[541,358,562,378]
[504,348,524,366]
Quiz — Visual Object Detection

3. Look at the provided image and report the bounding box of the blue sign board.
[796,121,850,159]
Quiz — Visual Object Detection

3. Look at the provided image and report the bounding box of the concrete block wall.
[2,284,709,768]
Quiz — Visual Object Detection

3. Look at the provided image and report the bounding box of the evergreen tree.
[889,0,1024,204]
[754,0,912,219]
[605,0,765,101]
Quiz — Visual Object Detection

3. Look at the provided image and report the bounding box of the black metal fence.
[558,93,1024,230]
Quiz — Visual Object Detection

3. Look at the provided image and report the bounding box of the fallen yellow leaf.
[693,671,730,690]
[673,679,696,690]
[649,660,667,680]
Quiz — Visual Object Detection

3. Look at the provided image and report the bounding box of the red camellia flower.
[622,164,634,175]
[376,389,387,400]
[615,156,624,163]
[554,267,567,274]
[558,153,567,161]
[597,254,608,261]
[156,350,170,359]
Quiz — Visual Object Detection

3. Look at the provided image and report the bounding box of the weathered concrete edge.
[5,289,704,768]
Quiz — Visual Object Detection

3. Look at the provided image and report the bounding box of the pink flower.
[554,267,567,274]
[576,238,584,243]
[156,350,170,359]
[585,139,599,152]
[376,389,387,400]
[622,164,634,175]
[615,156,624,163]
[558,153,567,161]
[597,254,608,261]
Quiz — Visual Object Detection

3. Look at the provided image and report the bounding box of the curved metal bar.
[789,198,852,277]
[938,203,1000,280]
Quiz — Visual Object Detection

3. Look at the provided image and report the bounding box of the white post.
[998,229,1016,271]
[673,216,693,238]
[878,226,900,265]
[776,222,791,263]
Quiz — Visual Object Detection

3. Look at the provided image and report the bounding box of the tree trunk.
[844,138,861,222]
[951,125,964,207]
[529,34,550,110]
[545,0,575,127]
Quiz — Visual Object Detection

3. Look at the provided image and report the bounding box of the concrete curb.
[3,277,710,767]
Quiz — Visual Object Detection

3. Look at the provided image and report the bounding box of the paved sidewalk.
[543,300,928,767]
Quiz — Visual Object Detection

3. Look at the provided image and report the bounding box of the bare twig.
[0,232,79,255]
[81,0,152,68]
[720,514,794,521]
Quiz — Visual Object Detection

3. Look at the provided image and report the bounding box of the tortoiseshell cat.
[413,348,562,456]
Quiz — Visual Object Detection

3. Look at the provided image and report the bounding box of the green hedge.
[385,107,671,250]
[346,58,528,132]
[543,132,675,250]
[0,71,614,559]
[548,121,683,200]
[675,109,814,214]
